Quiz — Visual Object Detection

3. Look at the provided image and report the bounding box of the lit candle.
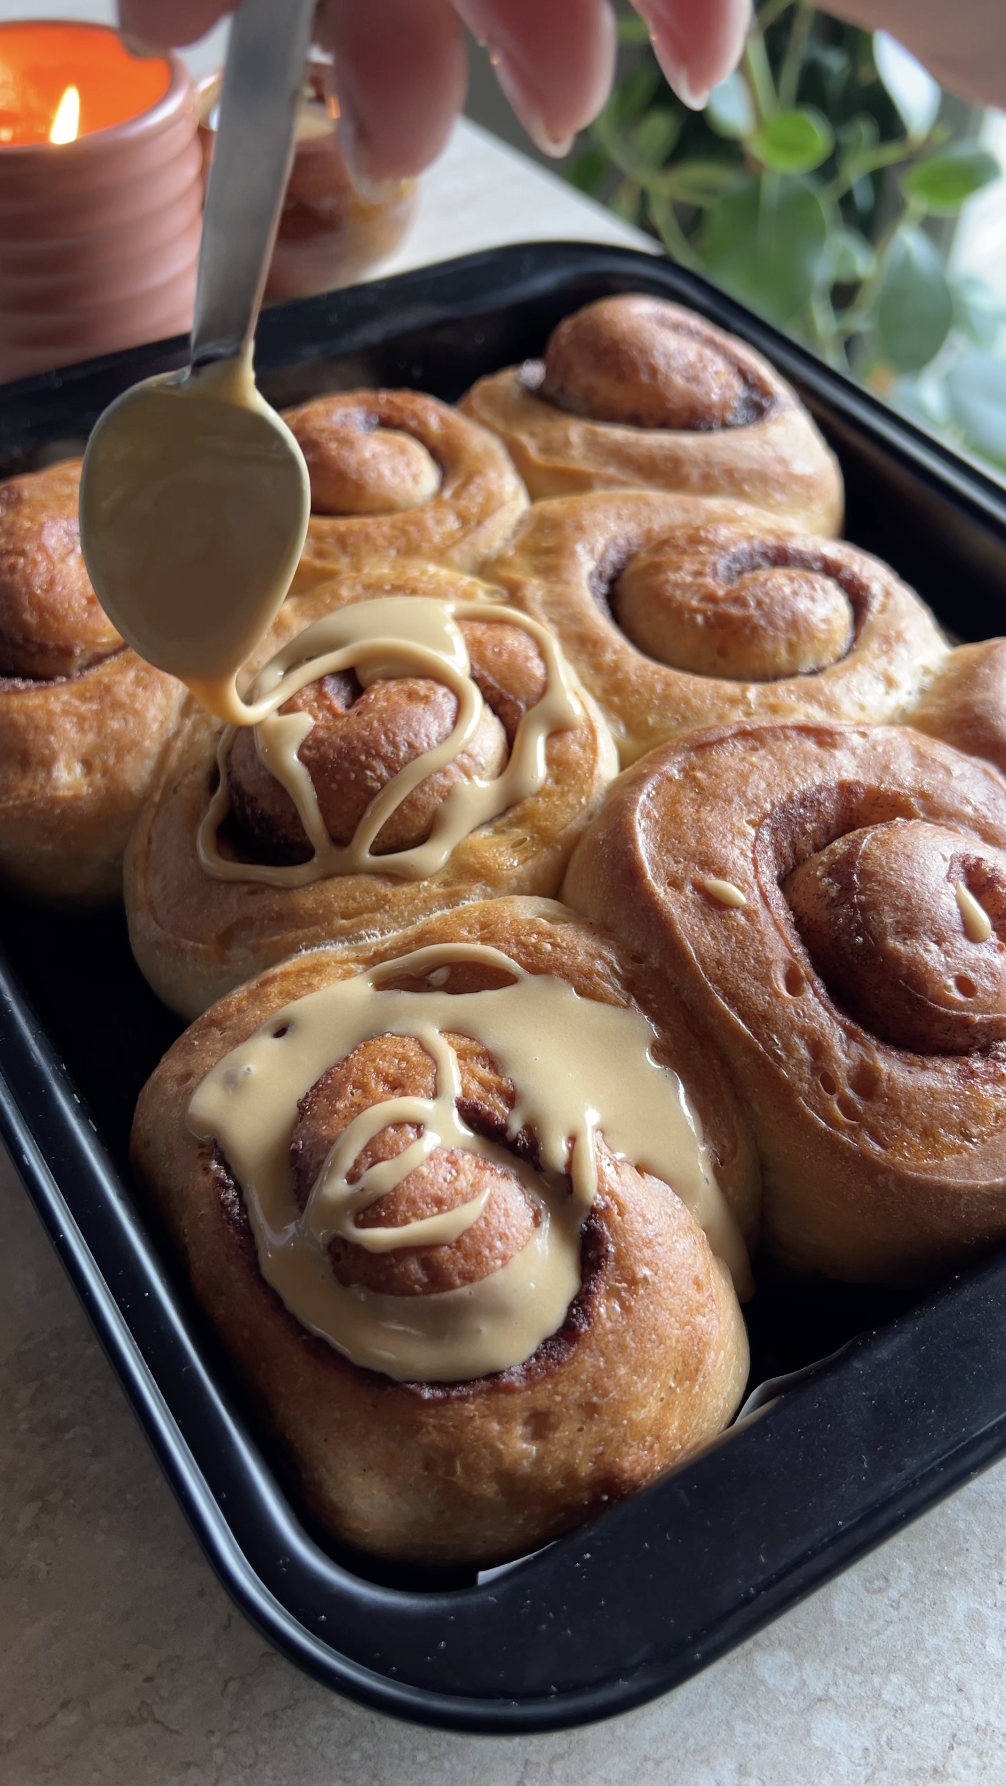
[0,22,203,385]
[0,21,172,145]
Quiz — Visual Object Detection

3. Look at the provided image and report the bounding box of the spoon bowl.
[80,359,309,703]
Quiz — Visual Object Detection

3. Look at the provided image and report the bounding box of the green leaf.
[873,31,940,140]
[828,226,876,285]
[631,107,681,168]
[875,225,953,372]
[901,143,1000,215]
[705,71,756,141]
[659,159,741,207]
[701,174,830,328]
[565,148,609,197]
[750,109,835,175]
[946,353,1006,465]
[952,276,1006,351]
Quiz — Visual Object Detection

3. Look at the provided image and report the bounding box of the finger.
[317,0,467,191]
[455,0,617,157]
[118,0,228,48]
[633,0,752,110]
[826,0,1006,112]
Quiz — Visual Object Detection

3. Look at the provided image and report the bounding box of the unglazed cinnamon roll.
[908,639,1006,776]
[460,294,843,533]
[126,562,617,1019]
[131,897,755,1566]
[283,389,528,594]
[0,460,186,904]
[484,492,947,764]
[564,721,1006,1285]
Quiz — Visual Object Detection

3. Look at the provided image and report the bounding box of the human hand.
[119,0,1006,198]
[118,0,750,194]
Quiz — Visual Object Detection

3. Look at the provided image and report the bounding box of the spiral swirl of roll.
[460,294,843,532]
[0,460,185,904]
[283,389,528,594]
[564,721,1006,1284]
[485,491,947,765]
[125,562,617,1018]
[130,897,753,1566]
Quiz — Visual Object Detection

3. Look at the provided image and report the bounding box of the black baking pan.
[3,241,1006,1734]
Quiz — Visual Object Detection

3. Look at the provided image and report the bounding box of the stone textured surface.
[4,1140,1006,1786]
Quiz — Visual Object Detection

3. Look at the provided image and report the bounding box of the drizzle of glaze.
[701,877,748,908]
[198,596,583,885]
[956,879,994,944]
[188,942,750,1380]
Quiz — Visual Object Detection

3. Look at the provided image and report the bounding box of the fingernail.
[336,113,405,206]
[654,44,709,111]
[489,48,574,158]
[634,9,711,112]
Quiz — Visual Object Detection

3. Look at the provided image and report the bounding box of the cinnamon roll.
[908,639,1006,777]
[460,294,843,533]
[484,492,947,764]
[0,460,186,904]
[564,721,1006,1285]
[283,389,528,594]
[125,562,617,1019]
[131,896,755,1566]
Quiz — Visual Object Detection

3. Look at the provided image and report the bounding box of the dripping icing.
[197,596,583,885]
[187,942,750,1380]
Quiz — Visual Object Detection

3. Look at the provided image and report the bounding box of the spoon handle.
[191,0,318,370]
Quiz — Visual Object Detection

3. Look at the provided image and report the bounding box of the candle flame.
[49,86,80,145]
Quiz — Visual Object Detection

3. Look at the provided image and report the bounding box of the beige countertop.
[3,15,1006,1777]
[5,1138,1006,1783]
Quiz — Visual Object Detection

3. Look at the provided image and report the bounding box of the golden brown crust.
[130,897,753,1565]
[909,639,1006,776]
[0,461,122,678]
[484,492,948,765]
[460,295,843,533]
[124,563,618,1018]
[563,722,1006,1285]
[0,460,186,905]
[283,389,528,593]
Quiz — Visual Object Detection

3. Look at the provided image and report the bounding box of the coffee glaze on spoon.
[79,0,316,727]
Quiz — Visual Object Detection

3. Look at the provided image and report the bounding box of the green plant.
[567,5,1006,469]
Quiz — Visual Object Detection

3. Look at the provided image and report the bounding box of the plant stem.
[647,194,704,271]
[744,28,778,123]
[825,137,913,202]
[756,0,798,32]
[778,2,813,110]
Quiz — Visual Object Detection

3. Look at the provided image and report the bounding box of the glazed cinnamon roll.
[564,721,1006,1285]
[283,389,528,594]
[131,897,755,1566]
[125,562,617,1019]
[460,294,843,533]
[0,460,186,904]
[484,492,947,764]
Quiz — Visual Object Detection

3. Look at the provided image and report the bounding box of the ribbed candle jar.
[0,21,202,386]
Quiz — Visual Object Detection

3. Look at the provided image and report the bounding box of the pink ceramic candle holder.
[196,62,419,301]
[0,20,203,386]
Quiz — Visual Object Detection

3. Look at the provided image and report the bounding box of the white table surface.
[4,18,1006,1780]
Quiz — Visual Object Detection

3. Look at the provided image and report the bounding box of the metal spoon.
[79,0,317,725]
